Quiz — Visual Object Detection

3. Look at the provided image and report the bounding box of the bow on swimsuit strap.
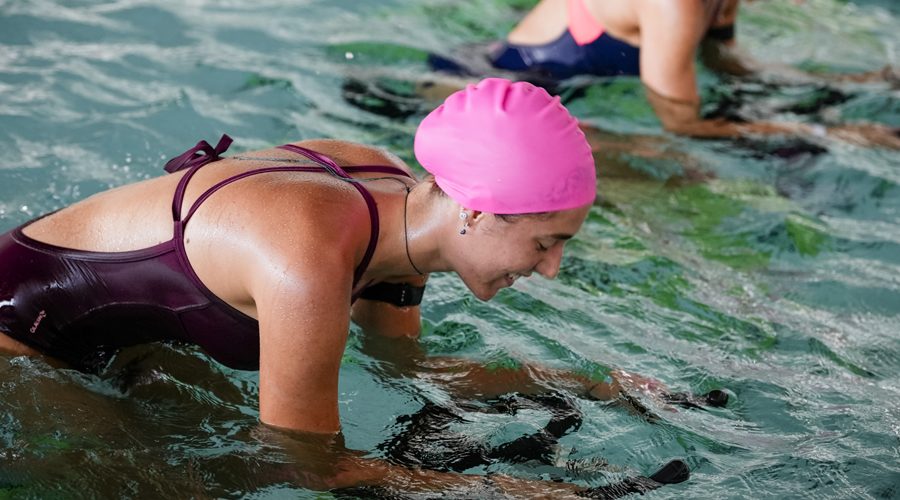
[164,134,233,173]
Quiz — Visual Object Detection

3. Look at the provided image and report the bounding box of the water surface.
[1,0,898,498]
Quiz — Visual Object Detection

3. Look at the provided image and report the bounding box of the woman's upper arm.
[254,254,355,435]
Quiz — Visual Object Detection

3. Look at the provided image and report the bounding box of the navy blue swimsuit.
[489,28,640,80]
[430,0,733,82]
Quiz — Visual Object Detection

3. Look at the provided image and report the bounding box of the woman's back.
[2,139,414,370]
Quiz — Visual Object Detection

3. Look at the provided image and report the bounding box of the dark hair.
[425,175,552,222]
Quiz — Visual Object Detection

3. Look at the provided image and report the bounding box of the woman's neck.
[365,183,452,282]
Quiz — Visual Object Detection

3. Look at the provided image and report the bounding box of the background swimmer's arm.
[644,84,808,138]
[645,83,900,148]
[638,3,899,146]
[697,0,755,77]
[699,35,897,85]
[638,0,757,137]
[698,2,897,85]
[351,275,428,338]
[698,38,756,78]
[639,0,797,137]
[637,0,706,125]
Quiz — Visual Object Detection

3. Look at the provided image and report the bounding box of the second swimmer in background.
[428,0,899,147]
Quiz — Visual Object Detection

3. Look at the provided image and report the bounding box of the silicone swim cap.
[414,78,596,214]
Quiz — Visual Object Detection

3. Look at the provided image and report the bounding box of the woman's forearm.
[258,424,588,498]
[332,454,587,498]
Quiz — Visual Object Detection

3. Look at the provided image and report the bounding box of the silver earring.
[459,211,469,235]
[459,222,469,235]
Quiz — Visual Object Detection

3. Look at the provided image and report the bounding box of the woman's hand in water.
[586,369,669,401]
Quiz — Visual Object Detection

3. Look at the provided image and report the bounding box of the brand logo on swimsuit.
[29,310,46,334]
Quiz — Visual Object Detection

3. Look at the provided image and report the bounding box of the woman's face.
[452,205,591,301]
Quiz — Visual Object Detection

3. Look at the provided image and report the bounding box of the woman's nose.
[535,244,564,279]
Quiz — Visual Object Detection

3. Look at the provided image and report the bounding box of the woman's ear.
[468,211,486,231]
[458,210,484,235]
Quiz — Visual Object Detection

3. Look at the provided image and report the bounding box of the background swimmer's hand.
[874,65,900,88]
[825,64,900,87]
[824,123,900,149]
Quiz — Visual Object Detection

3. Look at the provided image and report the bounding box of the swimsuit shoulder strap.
[167,134,233,222]
[277,144,416,287]
[567,0,604,46]
[165,137,411,289]
[276,144,416,179]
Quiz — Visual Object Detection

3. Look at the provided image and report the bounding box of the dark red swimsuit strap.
[276,144,414,179]
[181,166,325,225]
[276,144,414,289]
[169,135,233,222]
[163,136,414,290]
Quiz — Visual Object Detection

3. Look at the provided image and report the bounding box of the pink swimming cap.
[414,78,596,214]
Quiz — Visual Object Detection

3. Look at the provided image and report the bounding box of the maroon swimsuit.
[0,135,412,371]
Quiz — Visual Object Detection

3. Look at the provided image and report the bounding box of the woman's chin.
[466,282,499,302]
[457,273,504,301]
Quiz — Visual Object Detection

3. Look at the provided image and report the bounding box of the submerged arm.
[639,1,806,139]
[251,238,594,496]
[350,280,630,398]
[350,274,428,339]
[357,330,639,403]
[638,0,899,147]
[699,32,898,86]
[252,424,591,497]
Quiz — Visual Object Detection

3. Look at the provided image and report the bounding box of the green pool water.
[1,0,898,498]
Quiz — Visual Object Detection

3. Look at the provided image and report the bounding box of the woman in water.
[0,78,685,496]
[431,0,898,146]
